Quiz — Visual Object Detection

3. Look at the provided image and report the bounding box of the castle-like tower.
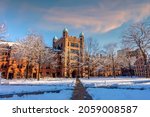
[53,28,84,78]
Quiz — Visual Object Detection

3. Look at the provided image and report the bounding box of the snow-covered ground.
[80,77,150,100]
[0,78,75,100]
[1,77,150,100]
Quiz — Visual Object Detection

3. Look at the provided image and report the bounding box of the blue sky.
[0,0,150,48]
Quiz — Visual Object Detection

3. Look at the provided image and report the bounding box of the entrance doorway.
[52,73,56,78]
[33,73,37,78]
[57,72,61,77]
[8,73,14,79]
[72,70,77,78]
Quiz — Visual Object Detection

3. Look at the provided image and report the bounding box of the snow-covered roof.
[0,41,17,46]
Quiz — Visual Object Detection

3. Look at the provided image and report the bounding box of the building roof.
[63,28,68,32]
[53,36,58,40]
[0,41,17,46]
[79,32,84,37]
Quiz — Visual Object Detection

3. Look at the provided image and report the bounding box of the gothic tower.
[63,28,68,38]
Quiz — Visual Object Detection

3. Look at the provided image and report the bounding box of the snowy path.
[80,77,150,100]
[71,78,92,100]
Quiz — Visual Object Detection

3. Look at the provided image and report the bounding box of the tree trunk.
[128,61,132,78]
[145,64,148,78]
[140,49,148,78]
[112,55,116,78]
[38,62,40,81]
[88,64,90,79]
[143,57,148,78]
[78,64,80,78]
[25,62,29,79]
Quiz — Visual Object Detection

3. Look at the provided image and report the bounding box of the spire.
[53,36,58,40]
[63,28,68,38]
[79,32,84,37]
[63,28,68,33]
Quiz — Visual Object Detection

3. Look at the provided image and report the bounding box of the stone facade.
[53,28,84,78]
[134,57,150,77]
[0,29,85,79]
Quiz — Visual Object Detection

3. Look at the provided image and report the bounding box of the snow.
[1,77,150,100]
[0,78,75,100]
[0,41,17,46]
[80,77,150,100]
[87,88,150,100]
[6,90,73,100]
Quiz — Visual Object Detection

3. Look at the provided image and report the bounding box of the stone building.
[0,28,85,79]
[53,28,84,78]
[134,57,150,77]
[98,64,122,77]
[0,41,39,79]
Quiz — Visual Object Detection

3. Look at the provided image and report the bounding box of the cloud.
[3,0,150,34]
[42,0,150,33]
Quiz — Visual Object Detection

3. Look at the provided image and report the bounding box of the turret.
[63,28,68,38]
[79,32,84,37]
[53,36,58,48]
[79,32,84,48]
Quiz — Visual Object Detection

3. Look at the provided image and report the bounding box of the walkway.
[71,78,92,100]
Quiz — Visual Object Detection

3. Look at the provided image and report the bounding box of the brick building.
[53,28,84,78]
[134,57,150,77]
[0,29,85,79]
[98,64,122,77]
[0,41,39,79]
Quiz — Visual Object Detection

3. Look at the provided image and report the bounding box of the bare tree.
[43,47,62,77]
[122,22,150,77]
[84,37,101,78]
[13,33,46,80]
[104,43,118,78]
[117,48,136,77]
[31,35,46,80]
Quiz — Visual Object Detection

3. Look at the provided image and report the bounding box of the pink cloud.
[19,0,149,33]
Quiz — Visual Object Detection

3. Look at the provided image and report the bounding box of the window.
[46,66,50,69]
[17,64,22,69]
[71,49,79,54]
[71,43,79,48]
[17,72,20,76]
[1,64,7,69]
[12,60,14,64]
[1,72,5,76]
[1,64,4,69]
[46,72,50,75]
[57,45,61,50]
[71,56,79,61]
[2,57,5,61]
